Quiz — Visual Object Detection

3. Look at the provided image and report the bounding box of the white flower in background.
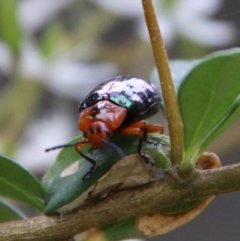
[174,0,235,46]
[19,42,46,80]
[19,0,71,34]
[91,0,235,47]
[44,60,118,100]
[89,0,144,17]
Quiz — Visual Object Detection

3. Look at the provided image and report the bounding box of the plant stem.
[142,0,184,166]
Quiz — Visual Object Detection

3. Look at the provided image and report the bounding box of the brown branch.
[1,163,240,241]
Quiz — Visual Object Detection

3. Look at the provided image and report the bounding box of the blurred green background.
[0,0,240,240]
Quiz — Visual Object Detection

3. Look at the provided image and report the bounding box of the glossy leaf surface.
[178,49,240,168]
[0,154,45,211]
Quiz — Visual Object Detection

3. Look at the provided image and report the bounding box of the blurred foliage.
[0,0,237,171]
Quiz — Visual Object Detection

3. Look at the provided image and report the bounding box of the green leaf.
[42,134,170,214]
[0,198,26,222]
[0,0,21,54]
[0,154,45,211]
[177,48,240,169]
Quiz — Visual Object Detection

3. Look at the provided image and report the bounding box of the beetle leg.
[145,124,165,147]
[119,121,164,137]
[119,121,164,164]
[146,123,164,134]
[75,141,97,179]
[136,127,152,164]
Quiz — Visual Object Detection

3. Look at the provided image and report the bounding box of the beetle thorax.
[78,100,127,147]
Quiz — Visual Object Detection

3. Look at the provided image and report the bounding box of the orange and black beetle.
[46,75,164,177]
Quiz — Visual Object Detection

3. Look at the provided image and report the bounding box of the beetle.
[46,75,164,178]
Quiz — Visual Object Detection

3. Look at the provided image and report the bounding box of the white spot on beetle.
[60,161,79,177]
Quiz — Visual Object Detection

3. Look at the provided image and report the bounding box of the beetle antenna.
[45,142,82,152]
[101,139,125,158]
